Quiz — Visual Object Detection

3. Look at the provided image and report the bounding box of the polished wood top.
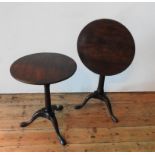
[78,19,135,76]
[10,53,77,85]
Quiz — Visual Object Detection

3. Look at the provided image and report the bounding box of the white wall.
[0,2,155,93]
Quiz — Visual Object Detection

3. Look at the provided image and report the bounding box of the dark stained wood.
[10,53,77,85]
[10,52,77,145]
[0,92,155,151]
[78,19,135,75]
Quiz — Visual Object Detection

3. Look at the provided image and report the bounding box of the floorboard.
[0,92,154,152]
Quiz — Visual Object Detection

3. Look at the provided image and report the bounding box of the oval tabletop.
[78,19,135,76]
[10,53,77,85]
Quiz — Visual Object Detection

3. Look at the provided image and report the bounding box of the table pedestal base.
[20,84,66,145]
[75,75,118,123]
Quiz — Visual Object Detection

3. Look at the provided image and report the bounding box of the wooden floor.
[0,92,154,151]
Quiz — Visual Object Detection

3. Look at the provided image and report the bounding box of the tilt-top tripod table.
[75,19,135,122]
[10,53,77,145]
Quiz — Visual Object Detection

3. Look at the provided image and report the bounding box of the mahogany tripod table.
[75,19,135,122]
[10,53,77,145]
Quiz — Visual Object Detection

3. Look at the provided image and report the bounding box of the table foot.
[100,95,118,123]
[20,105,66,145]
[75,91,118,123]
[20,108,46,127]
[49,113,66,145]
[74,93,95,109]
[52,105,63,111]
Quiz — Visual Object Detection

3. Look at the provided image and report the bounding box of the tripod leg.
[74,93,95,109]
[101,95,118,123]
[49,113,66,145]
[20,108,46,127]
[52,105,63,111]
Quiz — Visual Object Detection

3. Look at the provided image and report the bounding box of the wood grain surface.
[78,19,135,75]
[0,92,154,152]
[10,53,77,85]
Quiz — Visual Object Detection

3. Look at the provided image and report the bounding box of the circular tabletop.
[10,53,77,85]
[78,19,135,76]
